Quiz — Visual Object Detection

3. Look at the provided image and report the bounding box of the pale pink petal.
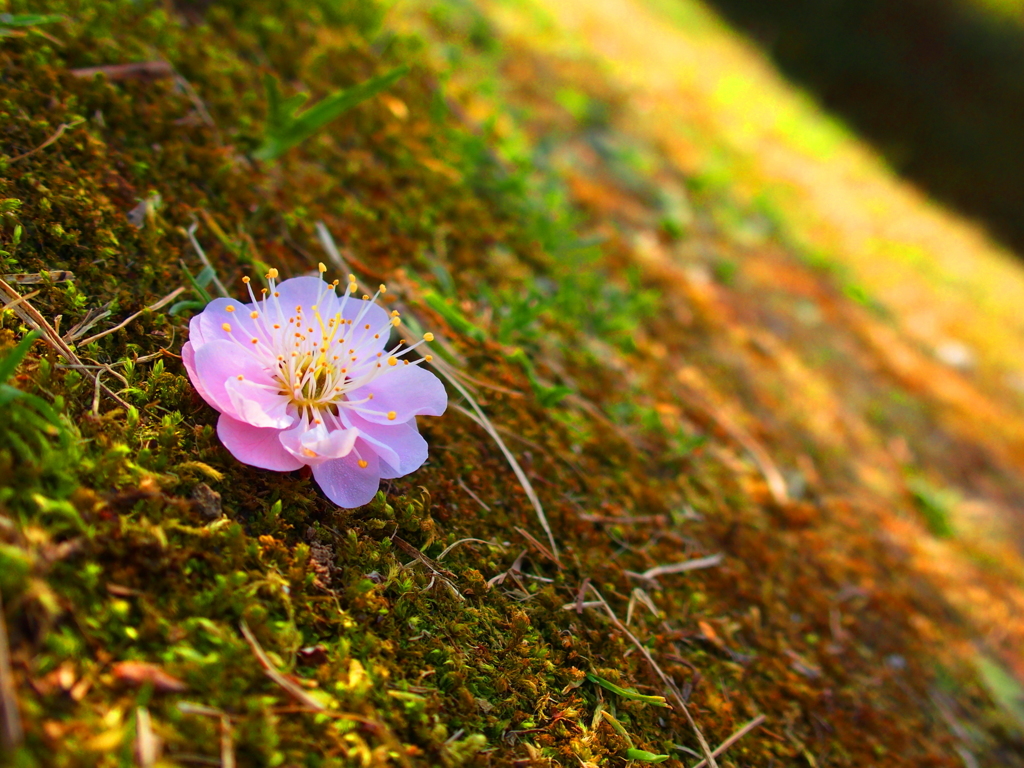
[182,341,212,404]
[188,314,207,345]
[197,297,267,345]
[273,276,341,317]
[278,418,360,465]
[347,414,428,479]
[312,452,381,508]
[217,414,303,471]
[192,340,283,421]
[224,377,293,429]
[347,364,447,425]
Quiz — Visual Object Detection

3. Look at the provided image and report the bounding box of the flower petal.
[273,276,341,317]
[182,341,212,404]
[347,414,428,479]
[217,414,303,471]
[224,377,293,429]
[279,418,359,465]
[312,452,381,508]
[192,339,290,424]
[197,297,266,345]
[347,364,447,425]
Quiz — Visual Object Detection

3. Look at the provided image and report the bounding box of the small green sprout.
[254,66,409,161]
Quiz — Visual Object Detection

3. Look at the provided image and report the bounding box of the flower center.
[227,265,434,423]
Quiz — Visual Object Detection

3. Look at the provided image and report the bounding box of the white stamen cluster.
[220,264,434,427]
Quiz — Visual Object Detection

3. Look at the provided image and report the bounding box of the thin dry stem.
[587,585,719,768]
[78,286,185,347]
[315,222,351,276]
[239,621,325,711]
[0,590,22,750]
[625,554,723,584]
[689,714,766,768]
[0,277,130,408]
[186,222,229,298]
[445,387,559,559]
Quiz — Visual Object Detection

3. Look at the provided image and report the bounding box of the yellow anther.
[387,411,397,421]
[391,317,401,327]
[379,284,387,294]
[267,268,279,279]
[358,459,369,469]
[222,323,232,332]
[242,276,251,284]
[423,332,434,342]
[425,355,433,362]
[349,283,357,294]
[250,311,259,318]
[318,262,327,273]
[391,310,400,317]
[387,356,398,366]
[236,375,244,381]
[362,294,369,300]
[348,274,356,282]
[251,338,259,344]
[302,448,317,458]
[225,305,236,312]
[368,394,374,400]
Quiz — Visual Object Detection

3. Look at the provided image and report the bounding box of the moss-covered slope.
[1,0,1022,766]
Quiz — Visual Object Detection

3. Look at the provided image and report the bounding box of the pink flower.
[182,266,447,508]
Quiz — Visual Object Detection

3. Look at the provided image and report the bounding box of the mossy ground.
[1,0,1024,766]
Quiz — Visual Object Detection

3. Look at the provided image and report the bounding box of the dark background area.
[702,0,1024,255]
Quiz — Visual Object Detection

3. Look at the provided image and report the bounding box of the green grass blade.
[0,330,40,385]
[255,65,409,161]
[586,673,669,707]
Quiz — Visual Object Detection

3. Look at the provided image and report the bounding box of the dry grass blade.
[441,375,559,559]
[0,288,40,314]
[1,271,74,285]
[457,477,493,512]
[393,536,465,600]
[77,286,185,347]
[587,585,719,768]
[436,537,501,561]
[69,61,174,81]
[0,590,22,750]
[135,706,158,767]
[689,714,766,768]
[579,513,668,525]
[315,221,351,275]
[678,385,789,506]
[62,304,112,343]
[0,277,129,409]
[239,621,324,711]
[10,119,81,163]
[176,703,235,768]
[626,554,723,584]
[186,221,229,298]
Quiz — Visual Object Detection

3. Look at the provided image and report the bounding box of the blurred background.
[703,0,1024,254]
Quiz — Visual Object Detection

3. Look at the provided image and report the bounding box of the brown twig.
[239,621,324,711]
[1,271,75,285]
[69,61,174,81]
